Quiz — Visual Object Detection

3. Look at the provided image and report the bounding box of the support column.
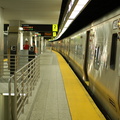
[37,36,41,54]
[8,20,22,74]
[41,37,44,53]
[8,20,22,53]
[33,34,39,54]
[0,7,4,77]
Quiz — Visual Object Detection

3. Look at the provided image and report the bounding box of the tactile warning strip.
[55,51,106,120]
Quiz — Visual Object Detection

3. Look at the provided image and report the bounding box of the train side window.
[110,33,117,70]
[94,46,101,70]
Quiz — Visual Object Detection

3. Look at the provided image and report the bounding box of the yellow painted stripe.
[55,51,106,120]
[3,59,8,61]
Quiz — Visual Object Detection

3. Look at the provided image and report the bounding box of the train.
[52,7,120,120]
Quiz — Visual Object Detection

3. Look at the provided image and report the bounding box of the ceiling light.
[69,0,89,19]
[56,0,90,40]
[57,27,67,39]
[77,0,89,5]
[64,19,73,28]
[19,27,23,30]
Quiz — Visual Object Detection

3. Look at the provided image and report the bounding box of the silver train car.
[52,8,120,120]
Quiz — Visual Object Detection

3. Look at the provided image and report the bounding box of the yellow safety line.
[55,51,105,120]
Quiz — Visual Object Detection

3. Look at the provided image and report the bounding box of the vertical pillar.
[19,31,32,68]
[8,20,22,74]
[34,34,37,46]
[8,20,21,53]
[20,31,23,50]
[30,32,33,46]
[0,8,4,77]
[37,36,41,54]
[44,39,46,51]
[41,37,44,53]
[39,37,41,54]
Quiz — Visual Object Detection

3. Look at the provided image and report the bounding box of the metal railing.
[1,55,40,120]
[0,54,38,80]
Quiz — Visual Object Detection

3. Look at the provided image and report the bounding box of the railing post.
[37,55,40,79]
[7,54,40,120]
[33,58,35,89]
[26,64,29,104]
[15,55,17,72]
[8,78,12,120]
[14,72,17,120]
[21,68,24,113]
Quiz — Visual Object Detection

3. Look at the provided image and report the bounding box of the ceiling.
[0,0,63,24]
[60,0,120,39]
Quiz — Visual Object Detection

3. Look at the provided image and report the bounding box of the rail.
[0,54,38,80]
[6,55,40,120]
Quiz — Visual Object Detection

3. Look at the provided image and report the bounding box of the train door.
[83,30,90,81]
[110,31,120,109]
[115,32,120,108]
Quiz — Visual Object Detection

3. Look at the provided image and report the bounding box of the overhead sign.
[22,24,52,31]
[53,32,57,37]
[23,26,33,31]
[52,24,58,31]
[44,32,52,36]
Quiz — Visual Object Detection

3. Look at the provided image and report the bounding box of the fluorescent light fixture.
[71,0,75,5]
[77,0,89,5]
[64,14,67,22]
[3,93,15,96]
[69,0,89,19]
[69,9,81,19]
[57,27,67,39]
[56,0,90,40]
[74,4,83,11]
[61,27,67,34]
[2,93,26,96]
[20,32,23,50]
[64,19,73,28]
[19,27,23,30]
[68,2,72,12]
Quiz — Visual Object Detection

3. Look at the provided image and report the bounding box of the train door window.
[94,46,101,70]
[110,33,117,70]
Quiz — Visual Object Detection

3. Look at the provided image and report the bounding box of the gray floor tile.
[29,111,44,120]
[59,109,72,120]
[29,51,71,120]
[44,109,58,120]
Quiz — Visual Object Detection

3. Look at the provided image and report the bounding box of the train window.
[94,46,101,70]
[110,33,117,70]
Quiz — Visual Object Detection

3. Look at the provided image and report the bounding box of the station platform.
[20,49,106,120]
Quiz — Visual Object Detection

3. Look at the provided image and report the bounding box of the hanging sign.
[53,32,57,37]
[52,24,58,31]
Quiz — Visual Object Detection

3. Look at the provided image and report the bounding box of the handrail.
[0,54,40,78]
[8,55,40,120]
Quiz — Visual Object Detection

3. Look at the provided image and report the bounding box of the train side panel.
[87,10,120,120]
[52,7,120,120]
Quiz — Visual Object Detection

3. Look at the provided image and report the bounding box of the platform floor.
[29,50,71,120]
[29,50,106,120]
